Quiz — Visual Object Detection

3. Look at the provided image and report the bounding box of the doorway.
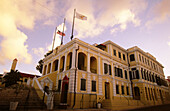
[60,76,69,103]
[134,87,140,100]
[105,82,110,99]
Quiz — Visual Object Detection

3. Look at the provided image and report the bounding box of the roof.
[20,72,41,78]
[166,79,170,82]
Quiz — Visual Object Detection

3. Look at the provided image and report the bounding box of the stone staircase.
[0,84,46,110]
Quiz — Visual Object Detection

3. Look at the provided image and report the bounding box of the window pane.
[113,50,116,56]
[116,85,119,94]
[130,54,135,61]
[104,63,108,74]
[109,65,112,75]
[92,81,96,92]
[126,86,129,95]
[119,52,121,59]
[123,54,126,61]
[81,79,86,91]
[121,86,124,94]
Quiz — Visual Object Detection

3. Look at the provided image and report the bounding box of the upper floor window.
[130,54,135,61]
[113,49,117,56]
[139,54,141,61]
[124,70,128,79]
[104,63,112,75]
[123,54,126,61]
[118,52,121,59]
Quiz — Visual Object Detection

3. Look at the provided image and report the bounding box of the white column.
[42,65,45,75]
[72,48,76,69]
[98,56,101,75]
[111,62,114,78]
[58,56,61,72]
[113,79,116,96]
[98,76,103,95]
[87,52,90,72]
[130,84,133,96]
[64,53,67,71]
[87,73,91,93]
[110,45,113,56]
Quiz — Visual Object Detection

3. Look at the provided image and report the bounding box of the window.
[24,79,27,82]
[130,54,135,61]
[109,65,112,75]
[121,86,124,94]
[104,63,112,75]
[118,68,123,78]
[125,70,128,79]
[54,60,58,71]
[123,54,126,61]
[92,81,96,92]
[126,86,129,95]
[57,80,61,91]
[81,79,86,91]
[118,52,121,59]
[113,49,116,56]
[104,63,108,74]
[139,54,141,61]
[141,68,144,79]
[115,67,118,76]
[142,56,144,63]
[136,70,139,79]
[145,87,148,100]
[116,85,119,94]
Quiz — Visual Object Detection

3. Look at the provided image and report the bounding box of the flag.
[75,12,87,20]
[57,30,65,36]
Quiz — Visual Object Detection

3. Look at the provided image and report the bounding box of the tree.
[2,70,22,87]
[36,59,44,73]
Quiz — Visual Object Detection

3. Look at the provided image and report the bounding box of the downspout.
[127,53,134,99]
[72,45,79,108]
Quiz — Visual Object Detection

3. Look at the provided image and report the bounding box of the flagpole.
[61,18,66,45]
[52,27,57,51]
[71,9,76,40]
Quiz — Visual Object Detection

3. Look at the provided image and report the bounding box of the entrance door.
[134,87,140,100]
[105,82,110,99]
[60,76,69,103]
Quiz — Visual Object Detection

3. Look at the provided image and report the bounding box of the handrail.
[98,96,105,103]
[119,94,131,105]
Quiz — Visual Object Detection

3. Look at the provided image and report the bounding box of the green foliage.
[2,70,22,87]
[36,59,44,73]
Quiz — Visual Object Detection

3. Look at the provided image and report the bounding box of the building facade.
[32,38,169,110]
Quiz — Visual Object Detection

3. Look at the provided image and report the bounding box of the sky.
[0,0,170,78]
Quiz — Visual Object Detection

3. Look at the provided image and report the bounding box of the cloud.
[0,0,57,64]
[145,0,170,28]
[168,42,170,46]
[65,0,146,38]
[32,48,45,58]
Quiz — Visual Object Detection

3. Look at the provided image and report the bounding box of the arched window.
[90,56,97,73]
[60,56,65,72]
[67,52,72,70]
[78,52,87,71]
[47,63,51,74]
[52,59,58,71]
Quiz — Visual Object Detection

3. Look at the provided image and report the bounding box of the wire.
[34,0,65,19]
